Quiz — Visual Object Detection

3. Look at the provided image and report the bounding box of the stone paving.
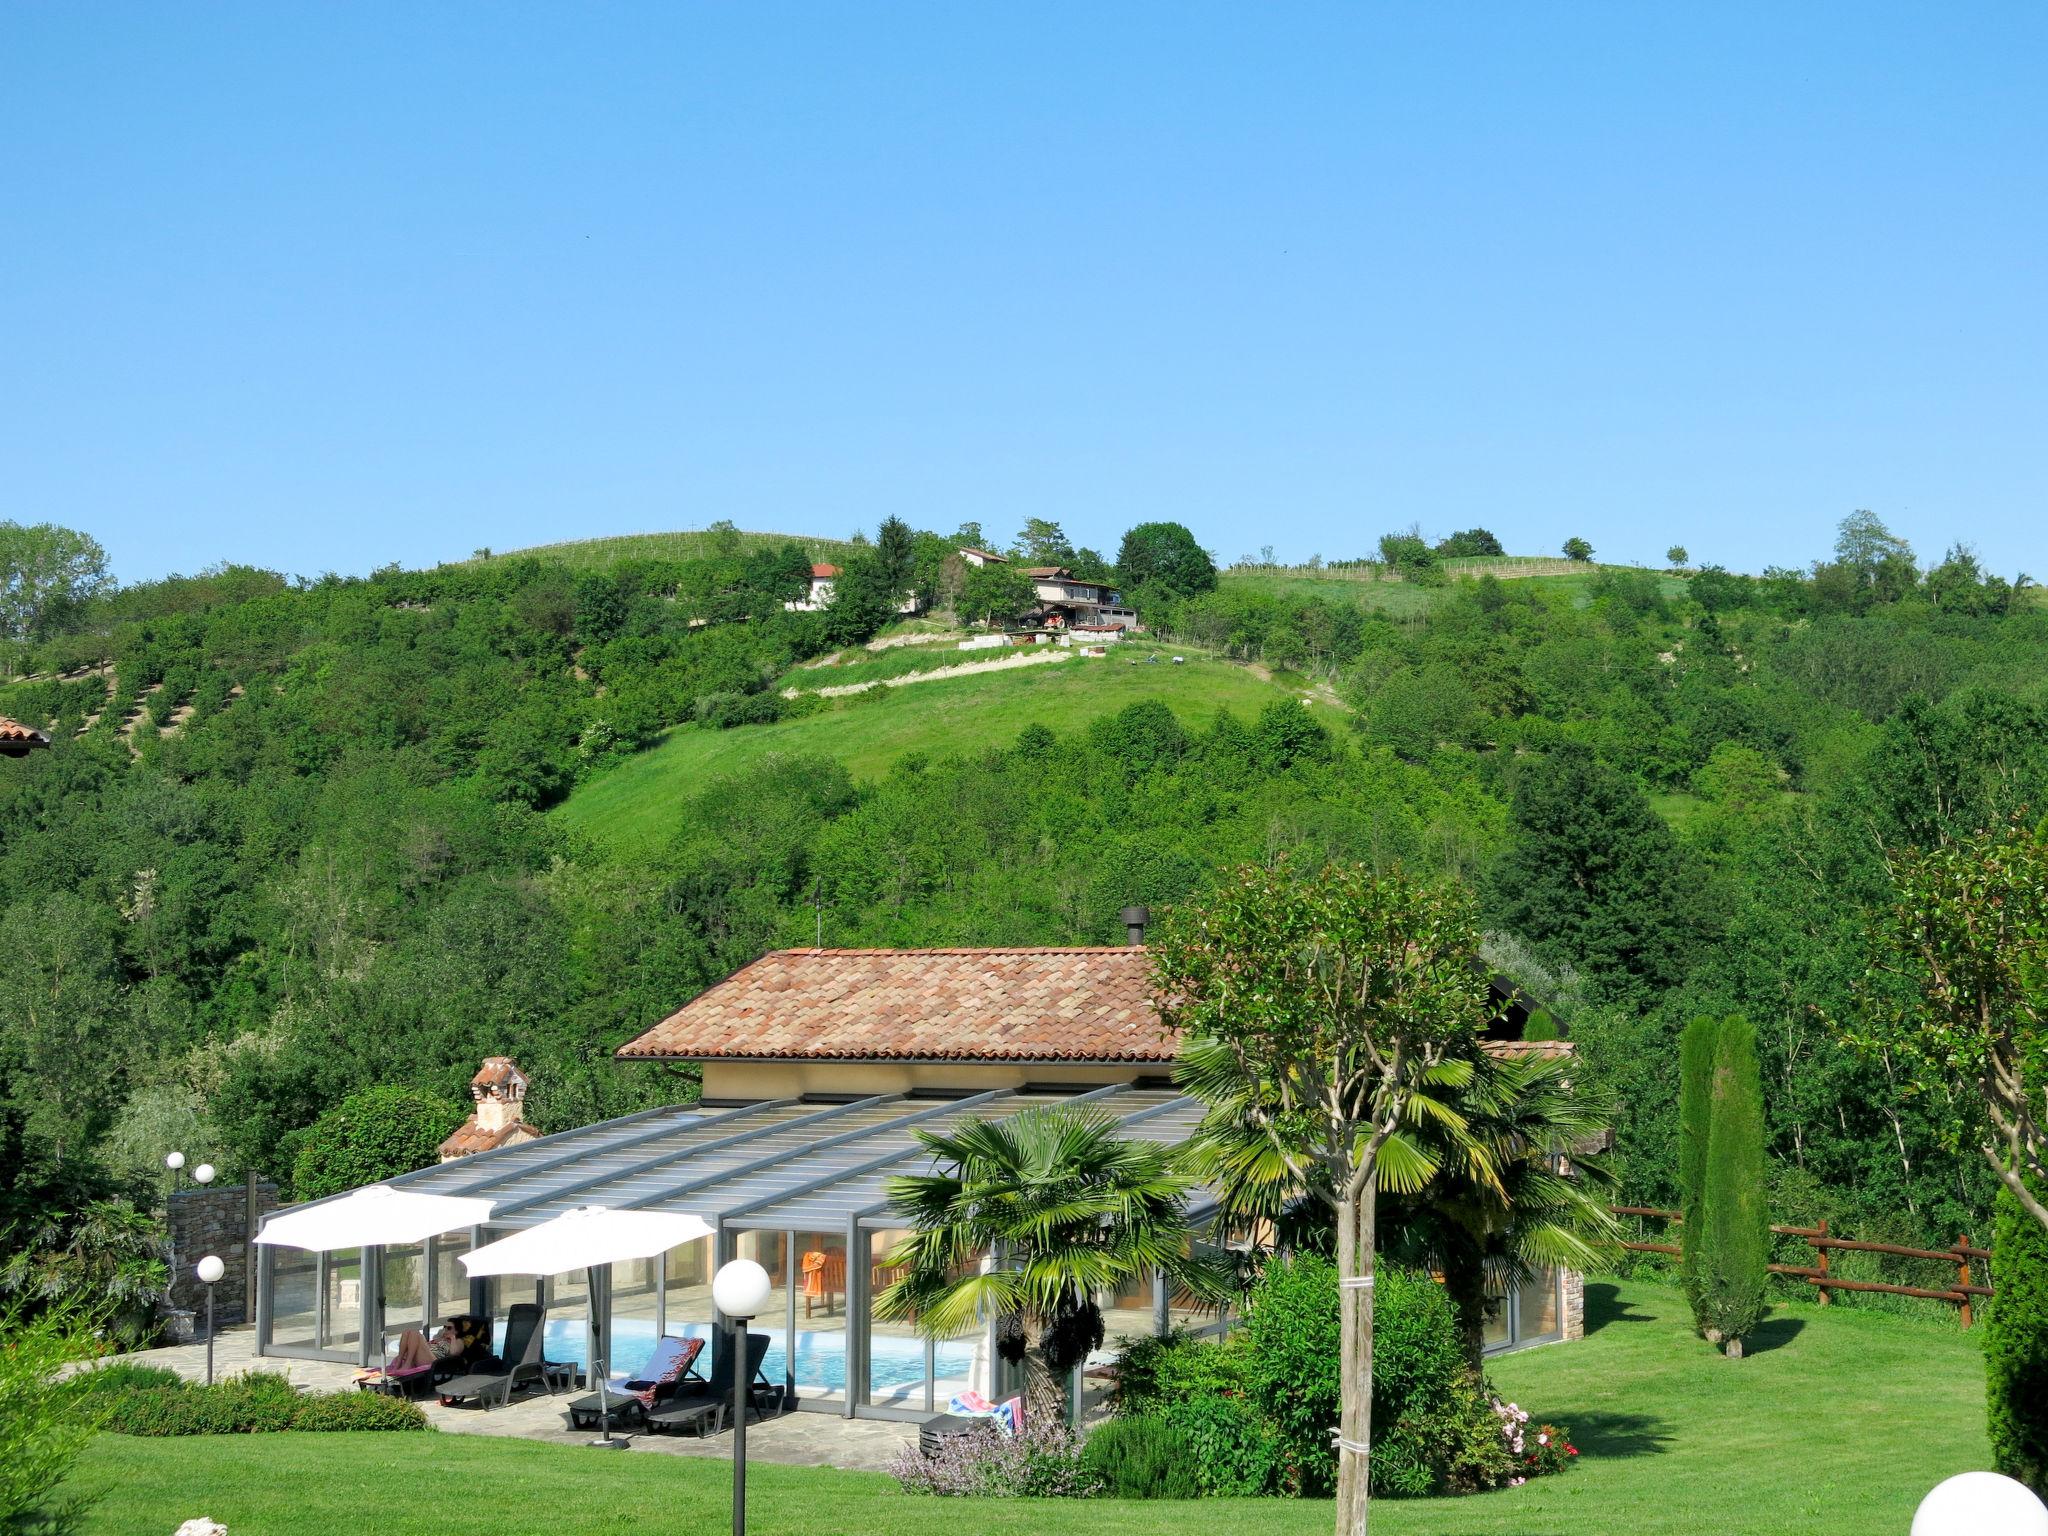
[119,1327,918,1473]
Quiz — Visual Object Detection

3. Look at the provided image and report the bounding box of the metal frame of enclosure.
[254,1081,1563,1419]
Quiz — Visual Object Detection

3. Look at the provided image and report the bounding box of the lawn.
[65,1280,1989,1536]
[555,650,1315,853]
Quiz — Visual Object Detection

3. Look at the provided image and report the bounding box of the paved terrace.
[120,1326,918,1473]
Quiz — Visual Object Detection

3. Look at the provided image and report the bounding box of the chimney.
[472,1057,528,1134]
[1121,905,1150,946]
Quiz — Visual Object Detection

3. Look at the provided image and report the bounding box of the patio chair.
[437,1302,549,1409]
[645,1330,774,1436]
[565,1334,703,1432]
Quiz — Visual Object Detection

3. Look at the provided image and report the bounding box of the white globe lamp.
[713,1258,772,1320]
[712,1257,775,1536]
[1912,1472,2048,1536]
[194,1253,226,1385]
[193,1163,216,1185]
[164,1151,185,1171]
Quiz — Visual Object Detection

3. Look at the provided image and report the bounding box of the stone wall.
[166,1181,278,1325]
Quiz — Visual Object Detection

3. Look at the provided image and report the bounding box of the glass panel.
[545,1267,592,1375]
[736,1231,790,1399]
[610,1255,662,1377]
[1480,1274,1511,1350]
[432,1232,472,1322]
[660,1235,716,1376]
[1084,1264,1157,1418]
[864,1226,927,1409]
[270,1247,317,1349]
[319,1250,362,1351]
[792,1230,850,1404]
[1518,1266,1560,1340]
[380,1243,426,1355]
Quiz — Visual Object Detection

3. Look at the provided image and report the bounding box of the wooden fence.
[1613,1206,1994,1327]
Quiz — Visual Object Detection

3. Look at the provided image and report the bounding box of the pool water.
[500,1318,975,1396]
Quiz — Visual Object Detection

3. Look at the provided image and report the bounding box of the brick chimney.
[438,1057,542,1162]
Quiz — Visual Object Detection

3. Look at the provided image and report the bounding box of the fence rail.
[1611,1206,1993,1327]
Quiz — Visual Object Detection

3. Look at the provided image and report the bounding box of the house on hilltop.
[782,562,841,613]
[1023,567,1140,631]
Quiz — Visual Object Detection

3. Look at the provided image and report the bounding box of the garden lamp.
[712,1259,773,1536]
[195,1255,225,1385]
[1912,1473,2048,1536]
[194,1163,216,1185]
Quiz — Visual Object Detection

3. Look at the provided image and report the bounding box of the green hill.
[555,644,1324,852]
[1219,559,1691,615]
[473,529,859,569]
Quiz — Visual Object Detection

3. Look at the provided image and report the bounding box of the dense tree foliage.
[1,505,2043,1328]
[1116,522,1218,598]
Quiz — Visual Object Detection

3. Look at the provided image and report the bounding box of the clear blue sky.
[4,3,2043,583]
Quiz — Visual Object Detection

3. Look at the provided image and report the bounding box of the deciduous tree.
[1154,859,1492,1536]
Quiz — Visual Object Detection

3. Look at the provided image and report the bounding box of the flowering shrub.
[1490,1399,1578,1485]
[889,1421,1103,1498]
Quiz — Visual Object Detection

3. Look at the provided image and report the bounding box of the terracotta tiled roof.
[958,548,1006,563]
[1025,566,1069,579]
[811,563,840,580]
[0,717,51,748]
[617,947,1170,1063]
[617,946,1579,1068]
[438,1118,541,1158]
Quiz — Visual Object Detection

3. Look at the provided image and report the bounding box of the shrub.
[290,1087,465,1201]
[1241,1252,1342,1493]
[69,1361,183,1396]
[1988,1184,2048,1497]
[889,1421,1101,1498]
[94,1373,432,1436]
[1678,1015,1719,1325]
[1,1301,103,1534]
[1364,1268,1479,1498]
[1697,1016,1770,1350]
[1080,1416,1200,1498]
[696,690,783,729]
[1115,1332,1283,1495]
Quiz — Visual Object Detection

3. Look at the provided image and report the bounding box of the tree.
[875,1107,1214,1422]
[1115,522,1217,597]
[1434,528,1505,559]
[0,521,112,642]
[1155,860,1493,1536]
[820,551,898,646]
[1376,528,1437,575]
[1486,743,1691,1003]
[1695,1016,1769,1353]
[1012,518,1076,567]
[959,560,1036,626]
[1856,817,2048,1232]
[1562,537,1593,563]
[1988,1182,2048,1496]
[290,1086,465,1200]
[1677,1015,1718,1325]
[874,516,917,602]
[1666,546,1689,570]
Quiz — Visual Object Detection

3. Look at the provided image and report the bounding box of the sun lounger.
[565,1334,703,1431]
[645,1330,774,1435]
[437,1302,549,1409]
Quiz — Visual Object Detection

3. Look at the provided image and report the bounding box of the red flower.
[1567,1446,1579,1456]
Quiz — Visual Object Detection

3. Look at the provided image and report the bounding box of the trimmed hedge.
[1698,1016,1769,1349]
[93,1373,432,1436]
[1677,1014,1719,1324]
[291,1086,465,1201]
[1988,1186,2048,1497]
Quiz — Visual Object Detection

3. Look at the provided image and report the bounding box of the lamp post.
[711,1259,772,1536]
[193,1163,216,1187]
[195,1255,225,1385]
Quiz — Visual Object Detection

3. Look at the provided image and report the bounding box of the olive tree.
[1152,860,1492,1536]
[1857,817,2048,1232]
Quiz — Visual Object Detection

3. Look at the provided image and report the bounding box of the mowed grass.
[556,650,1314,853]
[65,1280,1989,1536]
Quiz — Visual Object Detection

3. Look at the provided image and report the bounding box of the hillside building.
[0,717,51,757]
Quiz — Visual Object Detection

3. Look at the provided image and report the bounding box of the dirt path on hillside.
[783,647,1076,699]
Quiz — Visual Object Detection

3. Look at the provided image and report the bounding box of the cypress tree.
[1988,1184,2048,1496]
[1698,1015,1769,1354]
[1677,1015,1720,1328]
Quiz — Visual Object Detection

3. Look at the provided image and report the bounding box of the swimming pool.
[501,1318,975,1398]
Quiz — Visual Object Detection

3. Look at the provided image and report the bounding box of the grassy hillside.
[557,648,1322,852]
[67,1280,1991,1536]
[474,529,860,569]
[1220,561,1691,615]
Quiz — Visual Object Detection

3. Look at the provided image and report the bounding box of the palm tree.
[875,1106,1222,1422]
[1181,1037,1617,1373]
[1378,1048,1619,1369]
